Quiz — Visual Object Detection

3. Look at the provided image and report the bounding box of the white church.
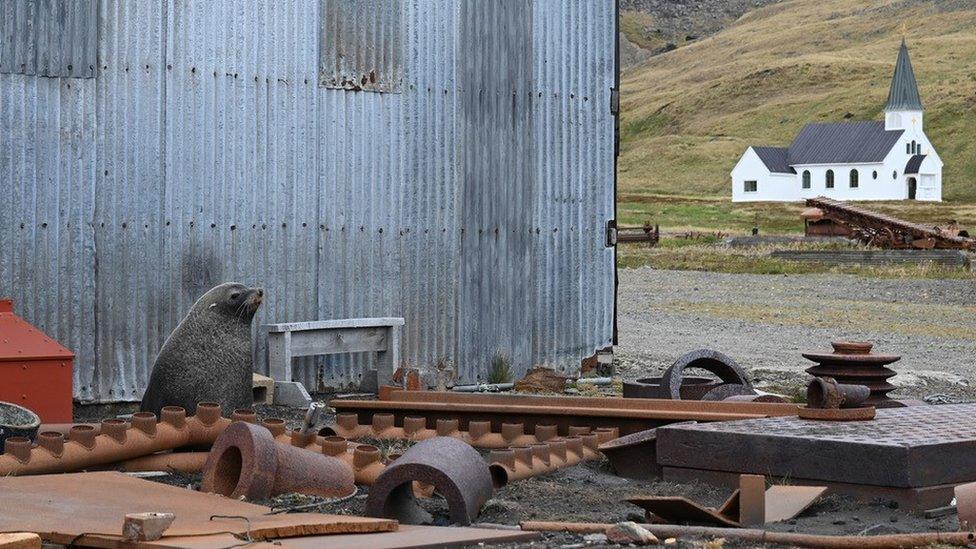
[731,40,942,202]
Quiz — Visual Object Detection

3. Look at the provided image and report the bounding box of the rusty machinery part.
[597,422,696,482]
[324,413,620,449]
[332,391,799,436]
[805,196,975,251]
[660,349,753,401]
[622,377,720,400]
[366,437,494,526]
[0,403,254,476]
[519,521,976,548]
[201,421,355,500]
[37,407,258,438]
[487,434,610,488]
[0,401,41,448]
[806,377,870,409]
[802,341,903,408]
[798,406,876,421]
[119,452,210,474]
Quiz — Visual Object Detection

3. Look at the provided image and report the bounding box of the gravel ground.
[616,268,976,401]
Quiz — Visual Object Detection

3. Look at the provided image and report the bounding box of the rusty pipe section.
[0,403,253,476]
[327,413,613,449]
[487,429,615,488]
[807,377,871,409]
[201,422,355,500]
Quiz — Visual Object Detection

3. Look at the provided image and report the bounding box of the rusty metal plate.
[627,496,740,527]
[0,472,395,547]
[657,404,976,488]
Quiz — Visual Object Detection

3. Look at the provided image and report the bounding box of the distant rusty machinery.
[658,349,755,401]
[201,421,355,500]
[366,437,494,526]
[803,341,903,408]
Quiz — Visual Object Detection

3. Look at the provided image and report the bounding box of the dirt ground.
[72,268,975,547]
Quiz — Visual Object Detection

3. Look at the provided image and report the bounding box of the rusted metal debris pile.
[613,221,661,248]
[802,196,976,249]
[5,342,976,547]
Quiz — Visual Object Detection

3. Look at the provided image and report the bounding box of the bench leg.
[267,332,293,383]
[375,325,401,390]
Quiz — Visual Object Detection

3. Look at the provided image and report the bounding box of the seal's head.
[202,282,264,322]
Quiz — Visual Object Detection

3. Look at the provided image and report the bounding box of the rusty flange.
[660,350,753,400]
[365,437,493,526]
[201,421,354,500]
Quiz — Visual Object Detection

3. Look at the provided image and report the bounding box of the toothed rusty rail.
[330,390,799,435]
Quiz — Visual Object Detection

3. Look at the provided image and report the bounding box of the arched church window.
[802,171,811,189]
[872,170,878,180]
[893,170,898,180]
[850,169,859,188]
[912,140,918,154]
[825,170,834,189]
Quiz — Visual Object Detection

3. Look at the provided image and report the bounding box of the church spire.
[884,39,923,112]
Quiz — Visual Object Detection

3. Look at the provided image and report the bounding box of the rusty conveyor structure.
[804,196,975,249]
[329,389,799,436]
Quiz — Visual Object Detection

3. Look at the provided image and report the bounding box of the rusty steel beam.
[333,391,797,436]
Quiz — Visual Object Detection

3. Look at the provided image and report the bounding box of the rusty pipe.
[201,421,355,500]
[488,437,595,488]
[518,521,976,549]
[36,408,257,438]
[0,403,247,476]
[807,377,871,409]
[119,452,209,473]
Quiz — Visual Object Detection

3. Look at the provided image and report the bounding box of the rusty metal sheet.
[0,472,395,548]
[737,475,765,527]
[764,485,827,523]
[657,404,976,489]
[956,481,976,531]
[627,496,740,528]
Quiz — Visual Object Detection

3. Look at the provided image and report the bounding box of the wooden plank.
[265,318,405,333]
[0,472,395,548]
[289,328,389,356]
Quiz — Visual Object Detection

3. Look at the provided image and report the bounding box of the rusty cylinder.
[807,377,871,409]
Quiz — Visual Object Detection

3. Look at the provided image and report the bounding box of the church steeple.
[885,39,923,112]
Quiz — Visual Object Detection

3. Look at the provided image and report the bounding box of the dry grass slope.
[619,0,976,201]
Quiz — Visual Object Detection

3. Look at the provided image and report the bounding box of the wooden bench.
[264,317,404,391]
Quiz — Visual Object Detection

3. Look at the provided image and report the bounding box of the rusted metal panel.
[319,0,403,92]
[0,0,97,78]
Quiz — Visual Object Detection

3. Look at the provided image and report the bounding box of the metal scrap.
[804,197,975,250]
[660,349,755,400]
[803,341,903,408]
[365,437,494,526]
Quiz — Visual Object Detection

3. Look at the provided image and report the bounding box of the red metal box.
[0,299,74,422]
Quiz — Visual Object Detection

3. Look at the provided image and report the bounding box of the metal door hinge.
[610,88,620,115]
[605,220,617,247]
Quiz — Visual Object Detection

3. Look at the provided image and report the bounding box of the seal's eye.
[230,292,240,300]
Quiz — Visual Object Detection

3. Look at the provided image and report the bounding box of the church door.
[907,177,917,200]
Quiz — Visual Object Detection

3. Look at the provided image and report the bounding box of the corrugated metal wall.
[0,0,616,402]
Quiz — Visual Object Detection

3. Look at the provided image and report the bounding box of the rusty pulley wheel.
[659,349,753,401]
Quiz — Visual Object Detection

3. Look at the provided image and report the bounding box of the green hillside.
[619,0,976,202]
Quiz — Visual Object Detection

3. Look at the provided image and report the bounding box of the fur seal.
[140,283,264,416]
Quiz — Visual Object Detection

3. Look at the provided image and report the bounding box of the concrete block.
[252,373,275,405]
[273,381,312,408]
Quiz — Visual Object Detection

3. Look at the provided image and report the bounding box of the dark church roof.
[885,40,923,111]
[753,146,795,174]
[787,121,904,165]
[905,154,926,174]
